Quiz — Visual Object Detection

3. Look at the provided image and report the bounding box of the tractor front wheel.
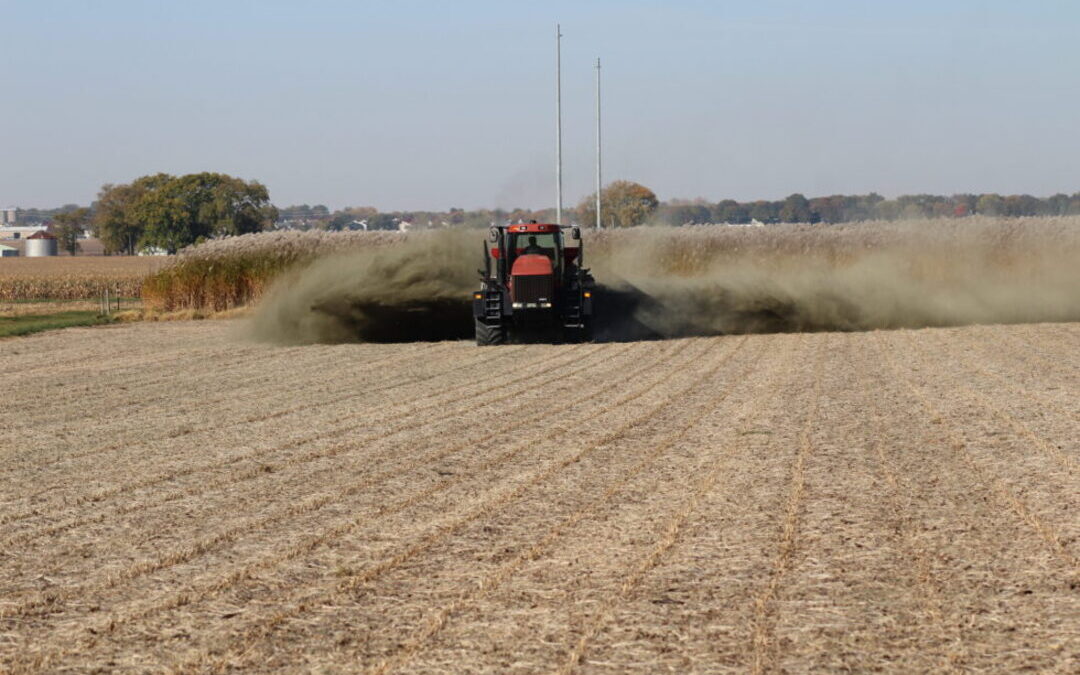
[475,320,505,346]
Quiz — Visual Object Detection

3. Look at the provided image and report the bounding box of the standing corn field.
[0,257,158,301]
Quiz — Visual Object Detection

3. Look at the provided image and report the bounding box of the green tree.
[93,177,170,255]
[94,172,276,254]
[711,200,749,224]
[51,207,91,255]
[577,180,659,227]
[748,201,778,223]
[779,193,813,222]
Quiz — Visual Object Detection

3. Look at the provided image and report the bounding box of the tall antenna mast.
[555,23,563,225]
[595,57,602,229]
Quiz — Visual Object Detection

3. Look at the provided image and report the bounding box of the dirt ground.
[0,321,1076,673]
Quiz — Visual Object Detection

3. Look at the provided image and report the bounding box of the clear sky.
[2,0,1079,211]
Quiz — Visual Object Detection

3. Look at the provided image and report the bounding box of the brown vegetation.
[0,320,1076,672]
[0,256,159,301]
[141,230,403,311]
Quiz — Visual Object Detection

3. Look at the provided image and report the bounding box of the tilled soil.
[0,321,1076,673]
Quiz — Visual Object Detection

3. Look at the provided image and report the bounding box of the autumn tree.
[578,180,659,228]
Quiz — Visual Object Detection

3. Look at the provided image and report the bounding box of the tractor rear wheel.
[475,320,505,346]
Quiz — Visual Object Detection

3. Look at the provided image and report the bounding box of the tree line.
[276,181,661,231]
[278,188,1080,232]
[14,175,1080,256]
[653,191,1080,226]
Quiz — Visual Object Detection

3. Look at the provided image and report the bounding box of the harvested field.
[0,320,1077,672]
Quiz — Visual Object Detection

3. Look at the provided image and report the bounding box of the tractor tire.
[475,319,505,346]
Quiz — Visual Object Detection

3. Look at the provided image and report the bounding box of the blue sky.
[2,1,1079,210]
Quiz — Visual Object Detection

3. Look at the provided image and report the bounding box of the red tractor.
[473,222,595,345]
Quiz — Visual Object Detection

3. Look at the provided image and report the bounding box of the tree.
[577,180,659,228]
[779,193,813,223]
[93,172,276,254]
[748,200,778,223]
[93,178,168,255]
[975,193,1004,216]
[51,207,90,255]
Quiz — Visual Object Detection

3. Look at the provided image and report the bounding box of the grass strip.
[0,310,113,338]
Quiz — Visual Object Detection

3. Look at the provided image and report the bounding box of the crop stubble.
[0,320,1076,673]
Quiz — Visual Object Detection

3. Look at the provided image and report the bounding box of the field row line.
[857,340,967,673]
[875,332,1080,574]
[359,338,769,675]
[555,334,797,674]
[952,337,1076,419]
[922,330,1076,475]
[0,340,489,479]
[0,333,273,380]
[153,337,749,674]
[0,339,458,474]
[998,326,1080,372]
[750,333,824,675]
[55,339,716,653]
[0,341,587,531]
[0,340,679,626]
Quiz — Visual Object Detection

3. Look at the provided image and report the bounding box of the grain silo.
[25,230,58,257]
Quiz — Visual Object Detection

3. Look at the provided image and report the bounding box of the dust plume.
[591,217,1080,337]
[249,230,476,344]
[249,217,1080,344]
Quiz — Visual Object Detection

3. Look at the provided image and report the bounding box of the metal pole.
[595,57,602,230]
[555,23,563,225]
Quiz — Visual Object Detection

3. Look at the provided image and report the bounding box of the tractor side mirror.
[569,226,581,242]
[488,227,499,243]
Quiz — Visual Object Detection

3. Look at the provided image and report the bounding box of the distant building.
[0,243,18,257]
[1,208,19,226]
[0,225,46,240]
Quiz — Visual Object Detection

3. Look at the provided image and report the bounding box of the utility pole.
[555,23,563,225]
[595,57,602,229]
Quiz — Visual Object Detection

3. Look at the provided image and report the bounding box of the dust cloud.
[249,218,1080,344]
[248,231,477,344]
[592,218,1080,337]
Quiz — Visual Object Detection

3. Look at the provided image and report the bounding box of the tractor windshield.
[511,232,559,259]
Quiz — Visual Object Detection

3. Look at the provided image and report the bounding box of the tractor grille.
[512,274,554,304]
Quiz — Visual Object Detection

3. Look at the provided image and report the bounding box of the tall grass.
[141,230,403,311]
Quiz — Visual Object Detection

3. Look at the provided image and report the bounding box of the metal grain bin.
[25,231,58,257]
